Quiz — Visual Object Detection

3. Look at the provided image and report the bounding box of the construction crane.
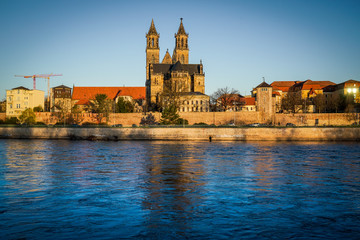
[15,73,63,110]
[15,73,62,91]
[37,74,63,104]
[15,74,39,89]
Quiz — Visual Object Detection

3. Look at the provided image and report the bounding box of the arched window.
[181,38,184,48]
[152,38,154,47]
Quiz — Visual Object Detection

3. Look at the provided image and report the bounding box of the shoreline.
[0,127,360,141]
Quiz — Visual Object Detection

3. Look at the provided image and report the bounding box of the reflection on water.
[0,140,360,239]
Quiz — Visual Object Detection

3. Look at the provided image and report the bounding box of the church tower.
[172,18,189,64]
[146,19,160,80]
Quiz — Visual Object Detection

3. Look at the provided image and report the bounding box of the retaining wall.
[0,127,359,141]
[4,111,359,126]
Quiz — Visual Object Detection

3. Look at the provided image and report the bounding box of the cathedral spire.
[176,18,187,35]
[173,18,189,64]
[147,19,159,35]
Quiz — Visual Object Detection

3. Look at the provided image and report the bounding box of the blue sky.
[0,0,359,99]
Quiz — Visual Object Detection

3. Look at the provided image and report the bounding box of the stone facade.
[50,85,72,113]
[145,19,209,111]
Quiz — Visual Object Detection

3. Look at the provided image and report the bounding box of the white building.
[6,86,44,117]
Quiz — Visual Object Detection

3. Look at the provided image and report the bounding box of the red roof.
[271,81,297,92]
[240,97,255,106]
[271,80,335,92]
[72,86,146,105]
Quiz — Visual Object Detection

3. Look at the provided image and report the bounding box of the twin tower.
[145,18,207,111]
[146,18,189,75]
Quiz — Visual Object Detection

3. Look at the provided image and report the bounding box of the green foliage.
[33,105,43,112]
[140,113,158,125]
[5,117,18,124]
[89,94,111,124]
[193,122,208,126]
[160,104,188,125]
[160,104,180,125]
[19,108,36,125]
[116,97,135,113]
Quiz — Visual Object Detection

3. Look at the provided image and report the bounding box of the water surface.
[0,140,360,239]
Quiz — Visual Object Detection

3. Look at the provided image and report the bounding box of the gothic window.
[181,38,184,48]
[152,38,154,47]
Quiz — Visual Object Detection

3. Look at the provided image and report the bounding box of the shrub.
[140,113,158,126]
[5,117,18,124]
[193,122,208,126]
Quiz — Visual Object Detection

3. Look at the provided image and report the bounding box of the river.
[0,140,360,239]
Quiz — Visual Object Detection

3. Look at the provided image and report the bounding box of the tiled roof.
[12,86,30,90]
[271,80,335,92]
[72,87,146,105]
[240,97,255,105]
[294,80,335,90]
[152,63,202,75]
[53,85,71,89]
[256,82,272,88]
[271,81,297,92]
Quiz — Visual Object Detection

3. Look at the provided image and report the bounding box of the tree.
[211,87,240,112]
[281,91,303,113]
[140,113,158,125]
[160,103,187,125]
[70,105,84,125]
[33,105,43,112]
[326,93,340,113]
[116,97,135,113]
[19,108,36,125]
[89,94,112,124]
[313,94,326,113]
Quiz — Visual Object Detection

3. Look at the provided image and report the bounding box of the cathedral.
[145,18,210,112]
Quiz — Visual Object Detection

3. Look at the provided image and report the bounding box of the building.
[145,19,209,111]
[6,86,44,117]
[253,82,274,118]
[239,97,256,111]
[50,85,72,112]
[72,86,146,112]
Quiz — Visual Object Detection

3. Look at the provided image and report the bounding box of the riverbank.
[0,127,359,141]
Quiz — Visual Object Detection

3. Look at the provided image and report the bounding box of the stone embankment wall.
[2,111,358,126]
[0,127,359,141]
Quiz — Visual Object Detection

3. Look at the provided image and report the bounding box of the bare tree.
[313,94,326,113]
[211,87,240,112]
[281,91,303,113]
[326,94,340,113]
